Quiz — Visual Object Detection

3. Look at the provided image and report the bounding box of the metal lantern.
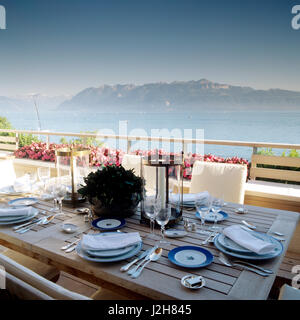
[55,147,90,206]
[140,151,184,227]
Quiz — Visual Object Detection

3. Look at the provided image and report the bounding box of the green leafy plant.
[78,165,144,217]
[60,131,103,147]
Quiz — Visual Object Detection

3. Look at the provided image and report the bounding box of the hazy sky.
[0,0,299,96]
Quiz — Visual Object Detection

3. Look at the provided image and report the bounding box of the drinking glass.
[155,204,172,245]
[211,197,224,230]
[195,196,212,234]
[53,178,67,215]
[37,167,50,194]
[45,180,59,212]
[144,196,161,240]
[27,172,37,192]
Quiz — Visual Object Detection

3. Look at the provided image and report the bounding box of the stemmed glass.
[195,196,212,234]
[144,196,161,240]
[37,167,50,196]
[53,178,67,216]
[45,179,59,212]
[155,204,172,246]
[210,197,224,230]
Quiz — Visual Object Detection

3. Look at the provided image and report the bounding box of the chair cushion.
[246,180,300,202]
[2,249,59,281]
[190,161,247,204]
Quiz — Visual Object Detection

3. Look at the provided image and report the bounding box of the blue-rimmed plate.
[8,197,39,207]
[91,217,126,231]
[168,246,213,268]
[76,233,143,262]
[195,210,228,222]
[0,207,39,225]
[214,233,283,260]
[86,244,136,257]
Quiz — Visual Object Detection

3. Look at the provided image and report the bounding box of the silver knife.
[127,246,157,275]
[202,232,215,245]
[120,248,151,272]
[61,238,81,250]
[13,218,42,231]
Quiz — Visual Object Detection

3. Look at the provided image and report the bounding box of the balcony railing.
[0,128,299,156]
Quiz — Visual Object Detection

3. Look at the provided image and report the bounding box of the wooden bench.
[245,154,300,213]
[0,135,18,159]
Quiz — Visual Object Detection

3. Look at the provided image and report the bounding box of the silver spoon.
[131,248,163,278]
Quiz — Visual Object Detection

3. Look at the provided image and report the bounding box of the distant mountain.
[0,94,71,113]
[58,79,300,112]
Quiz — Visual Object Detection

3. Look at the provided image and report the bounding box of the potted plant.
[78,165,144,218]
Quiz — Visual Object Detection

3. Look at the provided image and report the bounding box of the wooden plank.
[252,154,300,168]
[0,136,17,143]
[0,143,17,151]
[250,167,300,182]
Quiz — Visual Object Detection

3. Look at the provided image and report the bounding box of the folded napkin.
[223,225,276,255]
[169,191,210,204]
[81,232,142,251]
[0,206,33,218]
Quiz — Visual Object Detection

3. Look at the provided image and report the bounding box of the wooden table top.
[0,200,298,300]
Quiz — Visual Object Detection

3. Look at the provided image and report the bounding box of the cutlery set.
[218,252,273,277]
[121,246,163,278]
[61,238,81,253]
[13,214,56,233]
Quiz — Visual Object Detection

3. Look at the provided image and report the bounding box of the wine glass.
[195,196,212,234]
[144,196,161,240]
[155,204,172,246]
[45,179,59,212]
[211,197,224,230]
[37,167,50,195]
[53,178,67,216]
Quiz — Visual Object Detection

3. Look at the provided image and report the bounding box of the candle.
[158,167,166,208]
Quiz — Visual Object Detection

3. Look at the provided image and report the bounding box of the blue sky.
[0,0,299,95]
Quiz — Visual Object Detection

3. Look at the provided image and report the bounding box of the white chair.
[189,161,247,204]
[279,284,300,300]
[5,272,54,300]
[121,154,157,195]
[0,253,91,300]
[0,159,60,281]
[0,159,16,189]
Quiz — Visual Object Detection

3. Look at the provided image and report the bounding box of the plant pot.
[90,197,140,218]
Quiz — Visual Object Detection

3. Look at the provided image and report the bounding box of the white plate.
[8,197,39,207]
[86,244,136,257]
[0,208,39,225]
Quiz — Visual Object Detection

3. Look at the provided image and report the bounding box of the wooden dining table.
[0,199,298,300]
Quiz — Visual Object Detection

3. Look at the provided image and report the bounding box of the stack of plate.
[76,232,143,262]
[0,186,23,197]
[214,231,283,260]
[0,207,39,226]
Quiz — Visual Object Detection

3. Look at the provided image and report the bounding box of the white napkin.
[13,175,31,193]
[0,206,33,218]
[81,232,142,251]
[169,191,210,204]
[223,225,276,255]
